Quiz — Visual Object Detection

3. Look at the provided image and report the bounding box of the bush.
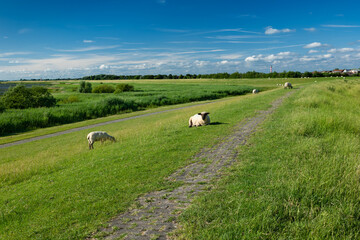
[0,100,5,113]
[58,95,80,104]
[79,81,92,93]
[92,84,115,93]
[114,84,135,93]
[2,85,56,109]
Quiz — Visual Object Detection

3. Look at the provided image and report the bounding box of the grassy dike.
[175,80,360,239]
[0,89,285,239]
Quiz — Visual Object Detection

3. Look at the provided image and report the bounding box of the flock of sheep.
[86,83,293,149]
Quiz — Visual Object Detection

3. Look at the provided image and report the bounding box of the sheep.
[252,89,259,94]
[284,82,293,89]
[189,112,210,127]
[87,131,116,150]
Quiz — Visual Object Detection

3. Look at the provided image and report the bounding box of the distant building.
[332,69,344,73]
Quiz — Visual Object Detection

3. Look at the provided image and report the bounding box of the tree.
[30,86,57,107]
[2,85,56,109]
[79,81,92,93]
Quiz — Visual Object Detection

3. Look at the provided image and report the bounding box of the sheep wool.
[252,89,259,94]
[87,131,116,150]
[189,112,210,127]
[284,82,293,89]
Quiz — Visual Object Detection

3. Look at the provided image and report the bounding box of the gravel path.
[0,101,219,149]
[90,91,295,240]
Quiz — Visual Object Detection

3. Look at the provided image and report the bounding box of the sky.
[1,0,360,80]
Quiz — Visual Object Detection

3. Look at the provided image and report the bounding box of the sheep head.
[198,112,210,120]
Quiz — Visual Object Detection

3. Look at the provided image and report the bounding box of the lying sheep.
[284,82,293,89]
[252,89,259,94]
[189,112,210,127]
[87,131,116,150]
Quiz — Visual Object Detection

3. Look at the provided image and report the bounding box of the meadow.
[0,86,285,239]
[175,79,360,239]
[0,80,258,136]
[0,77,334,137]
[2,77,359,239]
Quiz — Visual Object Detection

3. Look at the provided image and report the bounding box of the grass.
[0,81,258,136]
[0,88,285,239]
[174,79,360,239]
[0,98,218,145]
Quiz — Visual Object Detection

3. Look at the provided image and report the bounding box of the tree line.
[81,71,358,80]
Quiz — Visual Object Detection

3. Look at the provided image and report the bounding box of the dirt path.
[0,100,220,149]
[90,91,295,240]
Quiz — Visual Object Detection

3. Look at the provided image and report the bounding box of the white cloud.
[308,50,318,53]
[300,54,332,61]
[0,52,31,57]
[328,48,355,53]
[245,52,294,62]
[99,64,109,69]
[83,40,95,43]
[304,27,316,32]
[265,26,295,35]
[303,42,328,48]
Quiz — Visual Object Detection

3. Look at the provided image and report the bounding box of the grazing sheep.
[87,131,116,150]
[284,82,293,89]
[252,89,259,94]
[189,112,210,127]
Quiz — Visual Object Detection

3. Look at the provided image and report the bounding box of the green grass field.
[0,87,285,239]
[174,79,360,239]
[1,77,359,239]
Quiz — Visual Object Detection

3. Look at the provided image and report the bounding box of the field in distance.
[0,77,334,138]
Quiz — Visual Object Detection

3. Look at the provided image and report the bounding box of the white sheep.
[252,89,259,94]
[284,82,293,89]
[87,131,116,150]
[189,112,210,127]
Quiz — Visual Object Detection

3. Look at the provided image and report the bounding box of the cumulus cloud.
[265,26,295,35]
[245,52,294,62]
[99,64,109,69]
[303,42,328,48]
[304,27,316,32]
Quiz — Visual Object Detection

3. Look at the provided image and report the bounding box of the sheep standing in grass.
[252,89,259,94]
[87,131,116,150]
[284,82,293,89]
[189,112,210,127]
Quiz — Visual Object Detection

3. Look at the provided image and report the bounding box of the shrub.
[0,100,5,113]
[79,81,92,93]
[92,84,115,93]
[114,84,135,93]
[30,86,57,107]
[2,85,56,109]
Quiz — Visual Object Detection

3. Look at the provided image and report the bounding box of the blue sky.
[1,0,360,80]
